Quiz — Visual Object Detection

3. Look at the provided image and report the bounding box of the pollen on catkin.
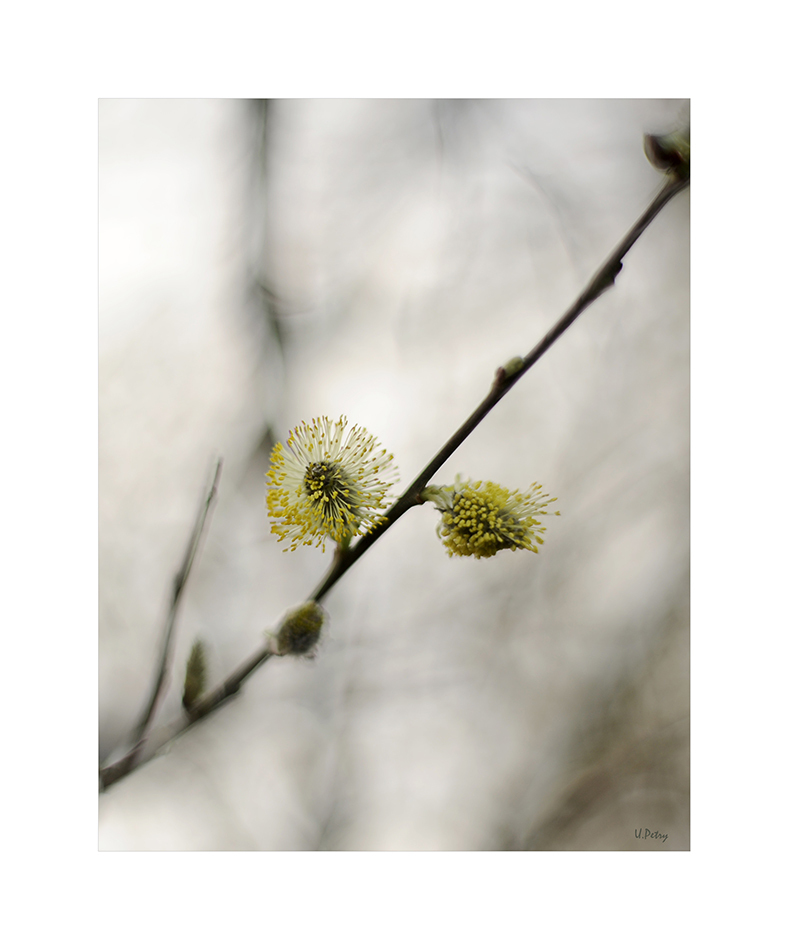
[422,478,560,559]
[266,416,398,552]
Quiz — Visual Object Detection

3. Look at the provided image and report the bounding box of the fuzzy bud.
[272,601,326,657]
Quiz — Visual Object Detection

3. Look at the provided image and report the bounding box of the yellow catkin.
[429,479,559,559]
[266,416,398,552]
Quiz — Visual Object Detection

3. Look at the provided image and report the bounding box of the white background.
[3,4,785,947]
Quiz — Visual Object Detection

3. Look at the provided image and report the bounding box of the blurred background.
[99,99,689,850]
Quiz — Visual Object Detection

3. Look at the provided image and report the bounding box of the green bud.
[272,601,326,657]
[502,355,525,378]
[644,127,690,179]
[182,640,207,711]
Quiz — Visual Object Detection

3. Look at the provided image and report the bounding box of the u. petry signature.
[635,827,668,843]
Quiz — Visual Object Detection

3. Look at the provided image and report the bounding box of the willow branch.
[100,168,688,792]
[309,172,689,602]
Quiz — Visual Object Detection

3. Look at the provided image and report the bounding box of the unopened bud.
[502,355,525,378]
[272,601,326,657]
[182,640,207,711]
[644,127,690,179]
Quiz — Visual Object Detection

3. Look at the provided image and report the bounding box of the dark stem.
[309,173,689,602]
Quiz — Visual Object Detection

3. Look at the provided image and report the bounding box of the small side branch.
[130,458,224,747]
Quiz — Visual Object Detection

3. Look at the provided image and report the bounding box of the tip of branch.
[644,128,690,181]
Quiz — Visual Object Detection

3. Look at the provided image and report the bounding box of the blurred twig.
[130,458,223,748]
[100,645,273,790]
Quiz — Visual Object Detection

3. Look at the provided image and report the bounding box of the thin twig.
[130,458,224,747]
[309,173,690,602]
[99,170,688,792]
